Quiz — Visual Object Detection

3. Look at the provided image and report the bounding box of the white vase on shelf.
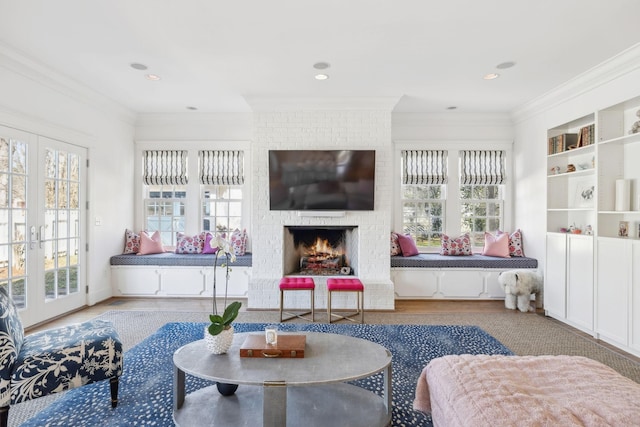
[615,179,631,211]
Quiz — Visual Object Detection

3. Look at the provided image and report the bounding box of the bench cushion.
[110,253,252,267]
[391,254,537,269]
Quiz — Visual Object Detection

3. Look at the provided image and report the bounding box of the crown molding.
[511,42,640,123]
[393,112,513,128]
[244,96,401,112]
[0,42,136,126]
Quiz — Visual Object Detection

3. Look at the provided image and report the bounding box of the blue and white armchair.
[0,286,123,427]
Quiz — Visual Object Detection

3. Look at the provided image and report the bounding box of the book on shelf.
[547,133,578,154]
[578,124,595,146]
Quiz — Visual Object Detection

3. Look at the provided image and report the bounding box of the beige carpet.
[9,309,640,426]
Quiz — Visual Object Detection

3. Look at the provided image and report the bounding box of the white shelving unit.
[545,94,640,356]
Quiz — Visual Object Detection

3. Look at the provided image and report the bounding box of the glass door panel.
[0,133,29,310]
[39,140,85,318]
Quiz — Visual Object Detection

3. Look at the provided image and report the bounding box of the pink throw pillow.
[497,229,525,257]
[137,231,165,255]
[123,229,140,254]
[390,232,401,256]
[482,232,511,258]
[440,233,472,256]
[396,233,419,257]
[202,233,219,254]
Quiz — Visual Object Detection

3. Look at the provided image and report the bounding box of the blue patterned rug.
[20,323,512,426]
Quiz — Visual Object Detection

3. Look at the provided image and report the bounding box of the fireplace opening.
[283,226,358,276]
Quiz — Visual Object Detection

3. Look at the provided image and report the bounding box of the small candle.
[265,327,278,345]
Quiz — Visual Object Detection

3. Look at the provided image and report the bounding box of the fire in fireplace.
[299,235,345,274]
[283,226,357,276]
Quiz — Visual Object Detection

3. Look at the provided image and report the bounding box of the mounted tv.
[269,150,375,211]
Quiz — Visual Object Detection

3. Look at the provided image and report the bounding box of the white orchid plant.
[208,234,241,336]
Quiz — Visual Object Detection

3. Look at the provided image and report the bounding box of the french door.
[0,125,87,326]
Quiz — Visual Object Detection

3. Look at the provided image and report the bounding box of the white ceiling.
[1,0,639,114]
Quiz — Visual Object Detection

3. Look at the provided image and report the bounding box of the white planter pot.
[204,325,234,354]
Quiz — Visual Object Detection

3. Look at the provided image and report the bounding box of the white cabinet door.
[596,237,629,346]
[545,233,567,319]
[566,234,594,332]
[631,241,640,352]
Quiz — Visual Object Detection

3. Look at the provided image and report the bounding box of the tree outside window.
[144,185,186,246]
[202,185,243,235]
[401,184,445,249]
[460,184,503,247]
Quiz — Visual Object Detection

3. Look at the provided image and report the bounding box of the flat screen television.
[268,150,375,211]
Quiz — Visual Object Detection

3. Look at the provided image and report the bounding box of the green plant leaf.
[208,323,224,336]
[209,314,223,323]
[222,301,242,324]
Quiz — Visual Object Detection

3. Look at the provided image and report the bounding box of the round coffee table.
[173,331,392,427]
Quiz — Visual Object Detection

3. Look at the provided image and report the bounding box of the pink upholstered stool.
[279,277,315,322]
[327,278,364,324]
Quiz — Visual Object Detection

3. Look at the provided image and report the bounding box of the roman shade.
[142,150,188,185]
[401,150,448,185]
[460,150,505,185]
[199,150,245,185]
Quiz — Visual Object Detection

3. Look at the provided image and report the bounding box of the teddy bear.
[498,269,543,312]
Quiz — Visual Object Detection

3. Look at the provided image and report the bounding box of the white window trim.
[394,141,513,251]
[134,141,252,238]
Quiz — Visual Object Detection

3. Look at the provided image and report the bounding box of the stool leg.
[311,288,315,322]
[359,291,364,324]
[110,377,119,408]
[279,289,284,322]
[328,290,332,324]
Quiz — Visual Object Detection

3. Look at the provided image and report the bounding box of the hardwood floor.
[25,297,522,333]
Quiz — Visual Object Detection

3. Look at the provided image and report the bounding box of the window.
[199,150,245,237]
[202,186,243,234]
[142,150,188,246]
[144,185,186,246]
[400,150,447,250]
[459,150,505,247]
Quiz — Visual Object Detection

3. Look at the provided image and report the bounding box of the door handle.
[29,226,37,250]
[39,225,45,249]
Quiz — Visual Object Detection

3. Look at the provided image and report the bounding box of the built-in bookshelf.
[545,94,640,356]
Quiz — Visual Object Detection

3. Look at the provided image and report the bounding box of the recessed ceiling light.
[130,62,148,70]
[145,74,161,81]
[446,106,457,110]
[315,74,329,80]
[483,73,500,80]
[186,106,198,111]
[496,61,516,69]
[313,62,330,70]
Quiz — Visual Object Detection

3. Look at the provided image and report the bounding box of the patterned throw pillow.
[123,229,140,254]
[390,232,401,256]
[230,228,248,256]
[497,229,525,257]
[175,232,207,254]
[440,233,472,256]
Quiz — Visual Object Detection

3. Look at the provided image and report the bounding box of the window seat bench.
[109,253,252,298]
[391,254,538,300]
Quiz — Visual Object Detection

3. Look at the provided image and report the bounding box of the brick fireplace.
[247,101,397,311]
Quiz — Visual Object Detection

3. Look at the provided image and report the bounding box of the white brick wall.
[249,109,395,311]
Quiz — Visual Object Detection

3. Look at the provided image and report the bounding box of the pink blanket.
[414,354,640,426]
